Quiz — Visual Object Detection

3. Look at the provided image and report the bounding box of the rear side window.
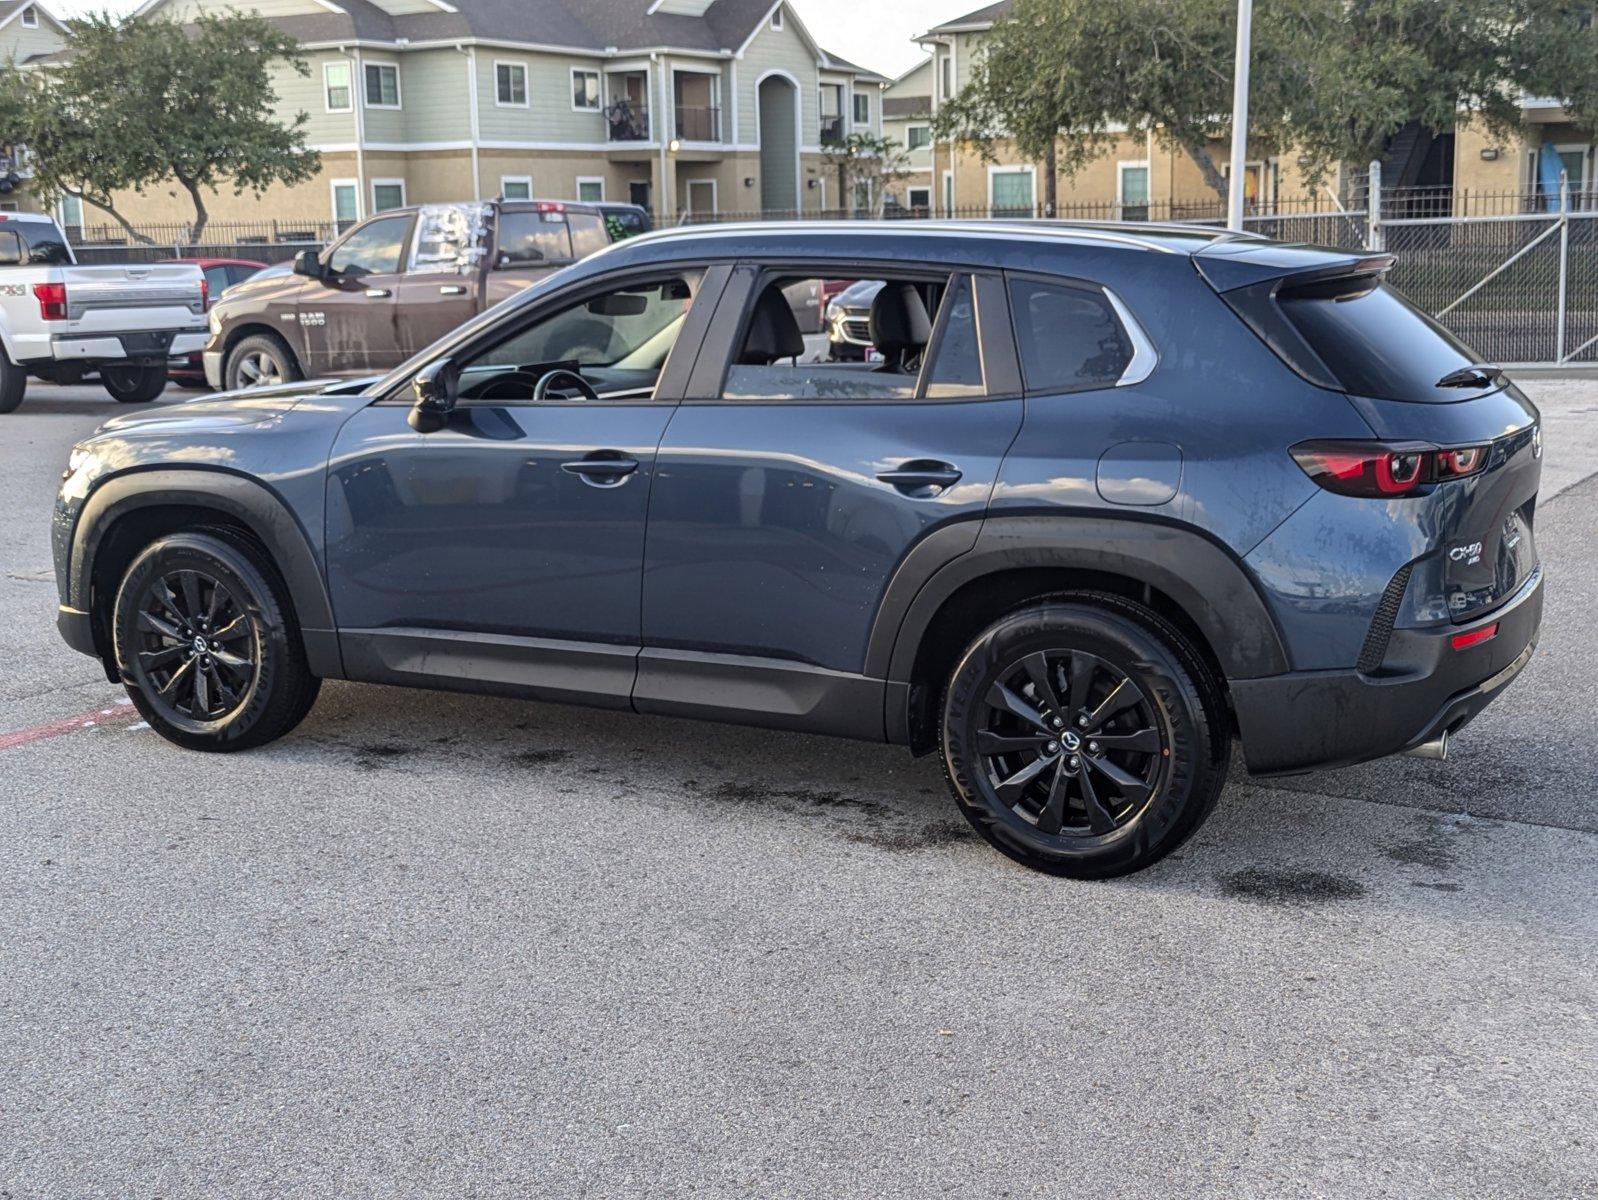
[498,211,574,265]
[1277,277,1490,402]
[568,213,609,258]
[1009,279,1131,391]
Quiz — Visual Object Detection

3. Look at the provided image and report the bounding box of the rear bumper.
[40,329,208,364]
[1233,567,1543,775]
[203,350,224,390]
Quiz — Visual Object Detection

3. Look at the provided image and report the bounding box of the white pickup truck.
[0,213,209,413]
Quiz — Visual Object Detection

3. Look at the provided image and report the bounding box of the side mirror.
[292,249,325,279]
[407,358,459,433]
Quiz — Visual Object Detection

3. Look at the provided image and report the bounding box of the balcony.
[820,115,845,146]
[605,97,650,143]
[674,106,721,143]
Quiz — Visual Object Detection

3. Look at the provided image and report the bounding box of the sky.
[49,0,970,79]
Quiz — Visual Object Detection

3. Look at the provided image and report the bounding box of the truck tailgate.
[59,263,206,330]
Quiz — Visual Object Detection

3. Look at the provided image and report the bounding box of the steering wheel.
[532,368,599,402]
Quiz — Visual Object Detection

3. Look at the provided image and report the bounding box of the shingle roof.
[139,0,879,63]
[922,1,1012,36]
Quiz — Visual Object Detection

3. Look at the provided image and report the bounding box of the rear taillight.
[32,281,67,321]
[198,277,209,309]
[1291,440,1489,498]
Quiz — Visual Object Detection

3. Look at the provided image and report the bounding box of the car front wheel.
[941,595,1230,878]
[112,530,320,752]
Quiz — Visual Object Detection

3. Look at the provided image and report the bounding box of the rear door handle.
[439,284,468,296]
[876,460,962,493]
[364,287,391,298]
[560,453,639,485]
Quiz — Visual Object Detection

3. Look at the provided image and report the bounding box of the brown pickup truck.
[201,200,615,390]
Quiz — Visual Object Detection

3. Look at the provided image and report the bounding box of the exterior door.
[300,212,411,374]
[636,265,1023,723]
[393,268,479,360]
[324,266,725,706]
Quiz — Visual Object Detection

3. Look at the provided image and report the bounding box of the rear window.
[0,220,72,266]
[498,211,574,266]
[1277,277,1491,402]
[1009,279,1132,391]
[568,213,609,258]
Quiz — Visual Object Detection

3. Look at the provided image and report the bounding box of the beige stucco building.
[86,0,886,233]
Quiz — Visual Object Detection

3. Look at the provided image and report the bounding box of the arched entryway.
[757,73,799,215]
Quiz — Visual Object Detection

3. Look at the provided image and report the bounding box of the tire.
[941,594,1230,879]
[0,350,26,414]
[112,530,320,752]
[225,333,302,391]
[102,363,168,403]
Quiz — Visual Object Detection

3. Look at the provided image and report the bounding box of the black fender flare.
[68,467,342,678]
[866,514,1291,685]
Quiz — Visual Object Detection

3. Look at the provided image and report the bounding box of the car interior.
[453,274,699,403]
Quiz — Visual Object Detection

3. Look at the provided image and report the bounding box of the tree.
[820,133,914,216]
[4,11,321,242]
[931,0,1598,206]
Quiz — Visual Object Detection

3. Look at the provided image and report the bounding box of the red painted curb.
[0,701,139,752]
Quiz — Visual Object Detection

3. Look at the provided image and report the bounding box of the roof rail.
[623,219,1190,255]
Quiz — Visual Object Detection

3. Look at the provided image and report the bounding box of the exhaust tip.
[1403,730,1450,761]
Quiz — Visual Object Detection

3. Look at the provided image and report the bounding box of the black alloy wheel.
[976,650,1165,837]
[130,567,259,728]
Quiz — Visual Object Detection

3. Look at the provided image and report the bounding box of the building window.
[494,61,528,107]
[576,177,605,203]
[988,166,1035,216]
[907,125,930,151]
[771,6,783,30]
[324,61,352,113]
[852,92,870,125]
[939,55,951,100]
[907,186,930,212]
[571,68,600,112]
[371,178,406,212]
[21,6,38,27]
[1118,161,1150,221]
[331,180,359,228]
[364,62,400,108]
[501,176,532,201]
[58,194,83,231]
[852,179,872,213]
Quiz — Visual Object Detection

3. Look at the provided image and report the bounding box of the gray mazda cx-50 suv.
[53,221,1543,877]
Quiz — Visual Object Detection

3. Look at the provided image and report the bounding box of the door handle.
[364,287,391,298]
[439,284,468,296]
[560,453,640,484]
[876,460,962,493]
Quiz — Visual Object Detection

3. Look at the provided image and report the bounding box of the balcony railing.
[674,105,721,142]
[820,116,846,146]
[605,99,650,143]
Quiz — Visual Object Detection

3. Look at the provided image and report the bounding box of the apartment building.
[0,1,66,214]
[880,56,932,213]
[117,0,886,227]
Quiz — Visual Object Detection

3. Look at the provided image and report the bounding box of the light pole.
[1227,0,1253,231]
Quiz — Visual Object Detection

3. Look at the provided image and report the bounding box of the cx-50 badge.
[1449,541,1484,565]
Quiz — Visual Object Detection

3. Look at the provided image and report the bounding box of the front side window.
[1009,278,1132,392]
[724,272,981,402]
[364,62,400,108]
[453,274,700,402]
[497,210,574,265]
[325,61,352,112]
[496,62,528,107]
[572,69,600,111]
[327,215,411,277]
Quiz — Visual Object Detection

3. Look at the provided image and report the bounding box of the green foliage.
[820,132,913,214]
[932,0,1598,200]
[9,10,321,240]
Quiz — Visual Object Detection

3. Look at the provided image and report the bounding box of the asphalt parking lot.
[2,379,1596,1198]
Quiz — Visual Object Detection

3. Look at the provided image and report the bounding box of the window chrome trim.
[1104,287,1158,386]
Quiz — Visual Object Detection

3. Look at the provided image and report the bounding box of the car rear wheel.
[112,530,320,752]
[225,333,302,391]
[0,350,25,414]
[102,363,168,403]
[940,595,1230,879]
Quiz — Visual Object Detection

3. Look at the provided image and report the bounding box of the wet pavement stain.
[1218,868,1367,906]
[353,743,412,771]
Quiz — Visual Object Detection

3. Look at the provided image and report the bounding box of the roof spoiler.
[1193,240,1395,293]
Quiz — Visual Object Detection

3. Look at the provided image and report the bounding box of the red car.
[168,257,267,388]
